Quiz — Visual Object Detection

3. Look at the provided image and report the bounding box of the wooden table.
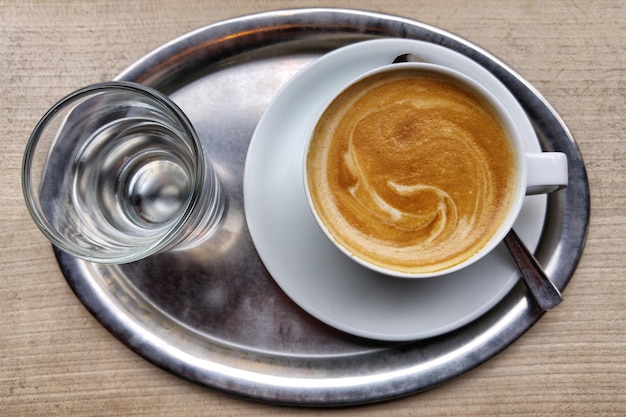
[2,1,624,415]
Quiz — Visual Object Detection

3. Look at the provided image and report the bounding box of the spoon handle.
[504,229,563,311]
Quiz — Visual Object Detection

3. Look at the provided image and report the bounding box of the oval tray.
[56,8,590,406]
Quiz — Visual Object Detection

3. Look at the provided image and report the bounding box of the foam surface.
[307,70,517,273]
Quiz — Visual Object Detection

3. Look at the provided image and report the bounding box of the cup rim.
[302,62,527,278]
[21,81,206,263]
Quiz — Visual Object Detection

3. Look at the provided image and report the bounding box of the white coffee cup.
[303,63,568,278]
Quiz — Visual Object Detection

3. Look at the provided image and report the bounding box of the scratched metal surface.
[55,8,589,406]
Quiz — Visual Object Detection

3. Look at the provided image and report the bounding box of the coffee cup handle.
[525,152,568,195]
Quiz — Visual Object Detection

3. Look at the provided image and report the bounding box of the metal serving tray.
[55,8,590,406]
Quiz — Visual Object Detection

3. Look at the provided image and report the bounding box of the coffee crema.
[306,69,517,274]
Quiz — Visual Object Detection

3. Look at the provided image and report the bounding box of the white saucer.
[243,39,546,341]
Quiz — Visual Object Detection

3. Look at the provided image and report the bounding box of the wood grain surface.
[1,1,624,415]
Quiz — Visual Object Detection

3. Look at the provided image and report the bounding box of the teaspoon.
[392,53,563,311]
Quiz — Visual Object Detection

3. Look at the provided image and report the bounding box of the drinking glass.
[22,81,224,263]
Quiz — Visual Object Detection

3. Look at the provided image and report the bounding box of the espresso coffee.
[306,68,517,274]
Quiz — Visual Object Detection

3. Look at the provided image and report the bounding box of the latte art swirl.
[307,70,516,273]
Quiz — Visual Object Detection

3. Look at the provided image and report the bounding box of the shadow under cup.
[304,63,568,278]
[22,82,224,264]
